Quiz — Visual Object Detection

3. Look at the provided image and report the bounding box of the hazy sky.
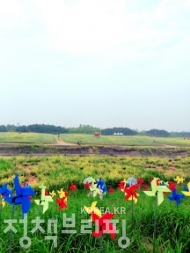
[0,0,190,131]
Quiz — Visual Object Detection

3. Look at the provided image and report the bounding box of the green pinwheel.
[144,178,171,206]
[89,184,102,198]
[35,184,53,214]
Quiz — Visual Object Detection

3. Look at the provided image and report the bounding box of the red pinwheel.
[124,184,139,200]
[168,181,176,191]
[69,183,77,192]
[84,182,90,189]
[108,187,114,194]
[56,197,67,210]
[149,177,154,183]
[91,212,116,239]
[45,190,49,196]
[21,182,28,187]
[137,177,144,186]
[118,181,125,191]
[143,184,149,190]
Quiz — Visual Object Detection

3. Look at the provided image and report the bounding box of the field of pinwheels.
[0,155,190,253]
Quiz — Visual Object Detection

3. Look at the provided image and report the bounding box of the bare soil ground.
[55,136,75,146]
[0,144,189,157]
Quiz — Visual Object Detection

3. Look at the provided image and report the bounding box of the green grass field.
[0,132,190,147]
[61,134,190,147]
[0,155,190,252]
[0,132,56,144]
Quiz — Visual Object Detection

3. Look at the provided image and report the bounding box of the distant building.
[113,132,124,136]
[93,132,101,138]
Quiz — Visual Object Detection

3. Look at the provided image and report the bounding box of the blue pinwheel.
[168,189,185,205]
[6,174,35,215]
[96,178,107,193]
[183,186,188,192]
[0,184,12,207]
[0,183,12,198]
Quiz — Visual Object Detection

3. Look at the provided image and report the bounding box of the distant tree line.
[67,124,101,134]
[0,124,67,134]
[0,124,190,137]
[144,129,170,137]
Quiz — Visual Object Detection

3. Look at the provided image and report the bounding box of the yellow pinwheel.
[144,178,171,206]
[84,201,102,219]
[57,189,68,202]
[174,176,185,184]
[182,182,190,196]
[49,190,56,198]
[0,197,5,208]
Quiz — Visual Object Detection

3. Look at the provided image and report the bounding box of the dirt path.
[55,136,76,146]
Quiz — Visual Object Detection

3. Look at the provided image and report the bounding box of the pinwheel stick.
[131,195,134,231]
[9,204,15,253]
[99,232,103,253]
[0,198,2,223]
[153,193,158,253]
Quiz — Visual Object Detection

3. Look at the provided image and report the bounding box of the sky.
[0,0,190,131]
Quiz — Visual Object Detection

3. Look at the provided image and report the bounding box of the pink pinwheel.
[91,212,116,239]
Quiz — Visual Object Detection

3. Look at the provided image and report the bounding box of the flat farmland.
[0,132,56,144]
[60,134,190,147]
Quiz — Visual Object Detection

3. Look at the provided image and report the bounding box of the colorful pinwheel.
[91,212,116,239]
[0,183,12,199]
[144,177,171,206]
[0,184,12,208]
[57,188,68,199]
[127,177,137,187]
[182,182,190,196]
[108,187,114,194]
[5,174,35,215]
[96,178,107,194]
[137,177,144,187]
[143,184,149,190]
[118,180,127,192]
[89,184,102,198]
[168,189,184,205]
[84,182,90,189]
[168,181,177,191]
[0,196,6,208]
[35,184,53,214]
[124,184,139,203]
[83,177,96,185]
[69,183,77,192]
[84,201,102,219]
[174,176,185,184]
[56,197,67,210]
[49,190,56,198]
